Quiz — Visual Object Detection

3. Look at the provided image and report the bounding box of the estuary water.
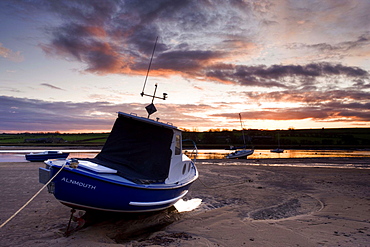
[190,149,370,160]
[0,149,100,162]
[0,148,369,162]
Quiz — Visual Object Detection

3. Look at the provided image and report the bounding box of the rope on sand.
[0,163,67,229]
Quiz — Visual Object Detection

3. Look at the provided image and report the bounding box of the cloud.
[213,105,370,122]
[286,33,370,60]
[40,83,65,90]
[40,23,126,74]
[0,43,24,62]
[218,88,370,123]
[0,95,217,132]
[30,0,259,77]
[0,96,120,132]
[1,91,369,132]
[10,1,369,90]
[205,62,369,88]
[239,89,370,104]
[152,50,225,75]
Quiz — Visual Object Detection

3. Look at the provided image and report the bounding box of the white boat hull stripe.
[129,190,188,206]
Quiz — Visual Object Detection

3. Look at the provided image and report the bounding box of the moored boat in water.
[26,151,69,162]
[226,113,254,159]
[226,149,254,159]
[270,132,284,153]
[270,148,284,153]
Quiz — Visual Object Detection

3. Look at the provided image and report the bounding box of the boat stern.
[38,161,56,193]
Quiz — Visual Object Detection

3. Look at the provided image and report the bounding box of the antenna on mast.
[140,36,167,118]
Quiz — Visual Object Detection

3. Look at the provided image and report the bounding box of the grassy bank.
[1,128,370,149]
[0,133,109,147]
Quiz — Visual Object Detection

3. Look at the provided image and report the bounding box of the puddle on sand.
[173,198,202,212]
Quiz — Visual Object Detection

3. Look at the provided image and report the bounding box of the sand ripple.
[248,195,323,220]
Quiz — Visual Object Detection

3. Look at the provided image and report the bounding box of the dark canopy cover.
[91,114,173,183]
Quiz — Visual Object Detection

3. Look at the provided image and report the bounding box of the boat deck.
[45,159,197,189]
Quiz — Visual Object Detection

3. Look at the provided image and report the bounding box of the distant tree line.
[182,128,370,149]
[1,128,369,149]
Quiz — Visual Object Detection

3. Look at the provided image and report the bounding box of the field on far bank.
[1,127,370,149]
[0,133,108,147]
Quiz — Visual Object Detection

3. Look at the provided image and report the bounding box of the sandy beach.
[1,158,369,246]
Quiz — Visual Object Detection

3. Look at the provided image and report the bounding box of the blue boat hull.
[43,164,197,212]
[26,153,69,162]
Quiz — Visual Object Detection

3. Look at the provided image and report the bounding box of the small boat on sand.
[39,112,198,212]
[26,151,69,162]
[38,37,198,213]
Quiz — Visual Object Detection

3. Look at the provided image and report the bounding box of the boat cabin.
[88,112,192,184]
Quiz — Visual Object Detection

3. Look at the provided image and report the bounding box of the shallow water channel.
[0,148,369,163]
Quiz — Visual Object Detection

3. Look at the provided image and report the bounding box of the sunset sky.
[1,0,369,133]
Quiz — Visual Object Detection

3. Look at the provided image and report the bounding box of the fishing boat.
[26,151,69,162]
[270,148,284,153]
[226,149,254,159]
[226,113,254,159]
[39,112,198,212]
[38,37,198,213]
[271,132,284,153]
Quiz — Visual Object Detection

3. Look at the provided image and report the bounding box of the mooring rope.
[0,163,67,228]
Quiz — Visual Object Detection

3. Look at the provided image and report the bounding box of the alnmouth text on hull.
[61,177,96,190]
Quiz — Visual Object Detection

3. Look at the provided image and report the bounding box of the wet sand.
[0,158,369,246]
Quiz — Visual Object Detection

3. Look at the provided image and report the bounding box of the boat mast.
[140,36,167,118]
[141,36,158,97]
[239,113,246,147]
